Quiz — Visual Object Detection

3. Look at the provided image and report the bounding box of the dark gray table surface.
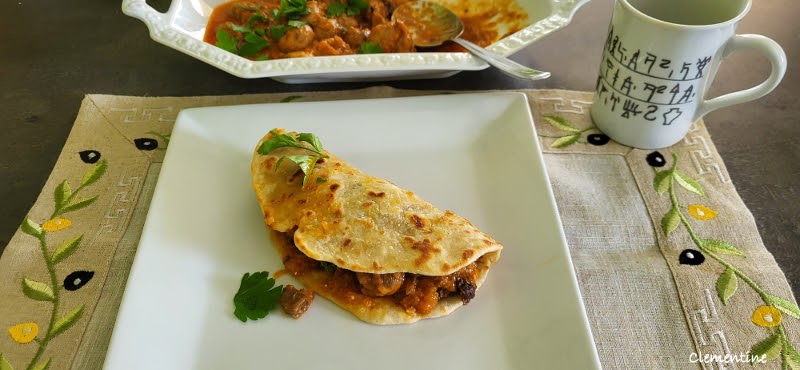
[1,0,798,296]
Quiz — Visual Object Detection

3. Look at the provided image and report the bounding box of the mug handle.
[694,34,787,120]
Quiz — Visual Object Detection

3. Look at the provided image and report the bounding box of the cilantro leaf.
[248,13,269,27]
[259,130,329,187]
[258,129,301,154]
[279,0,310,19]
[346,0,368,15]
[358,41,383,54]
[326,2,346,17]
[297,132,323,152]
[287,20,307,28]
[216,29,238,54]
[233,271,284,323]
[270,25,288,40]
[258,130,326,156]
[231,24,251,33]
[239,32,269,56]
[276,155,320,186]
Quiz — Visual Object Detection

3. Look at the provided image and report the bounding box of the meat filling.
[279,284,315,319]
[278,232,480,316]
[356,272,405,296]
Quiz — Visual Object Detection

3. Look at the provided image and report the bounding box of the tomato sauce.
[272,230,479,316]
[203,0,530,59]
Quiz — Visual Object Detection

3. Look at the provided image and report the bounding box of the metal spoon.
[392,1,551,80]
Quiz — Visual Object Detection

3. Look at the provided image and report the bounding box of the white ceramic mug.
[590,0,787,149]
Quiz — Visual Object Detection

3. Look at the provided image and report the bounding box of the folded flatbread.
[251,129,502,324]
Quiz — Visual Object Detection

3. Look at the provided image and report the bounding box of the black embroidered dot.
[646,151,667,167]
[63,270,95,291]
[678,249,705,265]
[587,134,610,146]
[79,150,101,164]
[134,138,158,151]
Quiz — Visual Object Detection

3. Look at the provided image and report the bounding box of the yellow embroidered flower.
[8,322,39,343]
[688,204,718,220]
[41,218,72,232]
[751,305,782,327]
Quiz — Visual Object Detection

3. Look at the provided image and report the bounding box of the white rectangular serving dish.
[103,92,600,369]
[121,0,589,83]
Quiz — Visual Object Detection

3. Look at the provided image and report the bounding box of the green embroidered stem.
[25,234,59,370]
[538,115,604,148]
[657,154,800,366]
[53,183,87,217]
[15,160,106,369]
[667,184,770,302]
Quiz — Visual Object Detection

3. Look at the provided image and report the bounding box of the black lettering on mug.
[681,62,691,80]
[604,26,614,49]
[609,92,622,111]
[605,57,615,79]
[600,83,611,103]
[676,85,694,104]
[612,69,621,88]
[669,83,681,104]
[643,82,667,102]
[660,59,671,70]
[644,53,657,74]
[610,35,620,55]
[620,76,634,96]
[616,44,627,63]
[626,50,640,71]
[662,108,683,125]
[695,56,712,79]
[621,99,643,118]
[644,105,658,121]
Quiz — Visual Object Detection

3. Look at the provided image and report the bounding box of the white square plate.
[104,92,600,369]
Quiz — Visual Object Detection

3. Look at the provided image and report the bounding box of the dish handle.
[121,0,167,28]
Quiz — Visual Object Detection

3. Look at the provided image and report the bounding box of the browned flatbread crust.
[251,129,502,324]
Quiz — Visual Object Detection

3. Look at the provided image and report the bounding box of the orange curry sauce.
[272,230,479,316]
[203,0,530,59]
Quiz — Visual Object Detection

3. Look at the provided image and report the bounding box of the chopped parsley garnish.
[258,130,329,187]
[239,32,269,56]
[326,0,368,17]
[215,23,270,57]
[216,29,238,54]
[326,2,346,17]
[346,0,368,15]
[233,271,284,323]
[358,41,383,54]
[287,20,307,28]
[247,13,269,27]
[279,0,310,19]
[270,25,290,39]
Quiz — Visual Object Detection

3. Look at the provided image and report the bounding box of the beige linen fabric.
[0,87,796,369]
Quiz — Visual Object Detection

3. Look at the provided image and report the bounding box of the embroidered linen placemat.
[0,86,797,369]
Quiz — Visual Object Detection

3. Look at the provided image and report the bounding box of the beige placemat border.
[0,87,796,370]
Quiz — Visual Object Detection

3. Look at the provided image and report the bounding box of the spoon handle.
[453,38,551,80]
